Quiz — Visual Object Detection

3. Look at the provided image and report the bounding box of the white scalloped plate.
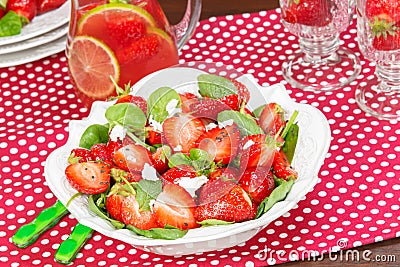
[45,66,331,256]
[0,1,70,46]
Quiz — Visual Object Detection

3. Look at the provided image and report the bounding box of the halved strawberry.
[196,124,241,164]
[151,146,169,174]
[113,144,152,172]
[107,138,124,159]
[229,78,250,103]
[65,162,110,194]
[91,143,113,166]
[188,98,231,120]
[195,184,252,223]
[107,18,146,46]
[161,164,197,184]
[153,183,199,230]
[115,95,148,115]
[146,129,163,146]
[196,175,237,205]
[121,195,159,230]
[116,34,160,65]
[239,134,276,171]
[208,167,239,181]
[259,103,286,135]
[105,183,129,222]
[272,150,298,180]
[238,168,275,204]
[179,92,198,113]
[68,148,93,163]
[218,94,240,111]
[162,113,206,154]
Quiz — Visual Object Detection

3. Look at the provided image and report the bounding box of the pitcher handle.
[171,0,202,50]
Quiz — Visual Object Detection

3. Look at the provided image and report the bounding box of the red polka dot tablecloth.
[1,8,400,267]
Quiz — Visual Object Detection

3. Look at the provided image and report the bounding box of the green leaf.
[198,219,234,226]
[0,11,22,37]
[217,110,264,137]
[147,87,181,123]
[79,124,109,149]
[282,123,299,164]
[168,153,191,168]
[256,178,294,218]
[189,148,214,171]
[134,180,162,212]
[252,104,266,118]
[88,194,125,229]
[126,224,188,240]
[105,103,147,129]
[197,74,238,99]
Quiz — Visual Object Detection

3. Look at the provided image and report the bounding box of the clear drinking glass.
[280,0,361,91]
[355,0,400,120]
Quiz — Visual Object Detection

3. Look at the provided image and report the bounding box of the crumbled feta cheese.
[126,155,137,163]
[109,125,126,142]
[166,99,181,117]
[218,119,234,128]
[149,199,156,211]
[142,163,160,181]
[243,139,255,150]
[175,175,208,197]
[205,122,218,131]
[148,114,163,132]
[173,145,183,152]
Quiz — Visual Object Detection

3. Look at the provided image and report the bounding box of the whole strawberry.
[283,0,335,27]
[6,0,37,23]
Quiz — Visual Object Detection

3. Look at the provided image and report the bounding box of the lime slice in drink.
[68,36,120,99]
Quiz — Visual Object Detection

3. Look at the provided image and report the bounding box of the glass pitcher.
[66,0,202,107]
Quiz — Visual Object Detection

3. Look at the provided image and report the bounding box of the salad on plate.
[63,72,300,240]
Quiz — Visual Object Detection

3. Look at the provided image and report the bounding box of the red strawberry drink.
[279,0,361,91]
[355,0,400,120]
[66,0,201,107]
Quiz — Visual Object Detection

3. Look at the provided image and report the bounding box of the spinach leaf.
[252,104,266,118]
[0,11,22,37]
[105,103,147,129]
[126,224,188,240]
[147,87,181,123]
[88,194,125,229]
[217,110,264,137]
[198,219,234,226]
[255,178,295,218]
[168,153,191,168]
[79,124,109,149]
[197,74,237,98]
[282,123,299,164]
[134,180,162,212]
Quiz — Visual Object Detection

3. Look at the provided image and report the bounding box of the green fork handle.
[12,200,69,248]
[54,223,94,264]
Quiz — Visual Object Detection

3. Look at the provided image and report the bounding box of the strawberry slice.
[151,146,169,174]
[188,98,231,120]
[107,18,146,46]
[105,183,128,222]
[238,168,275,204]
[146,129,163,146]
[68,148,93,163]
[179,92,198,113]
[115,95,148,115]
[121,195,159,230]
[153,183,199,230]
[196,124,241,164]
[37,0,66,14]
[208,167,238,182]
[161,165,197,184]
[259,103,286,135]
[113,144,152,172]
[195,184,253,223]
[272,150,298,180]
[162,113,206,154]
[115,34,161,65]
[65,162,110,194]
[196,175,237,205]
[239,134,276,171]
[91,143,114,166]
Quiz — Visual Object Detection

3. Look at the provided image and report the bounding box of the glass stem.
[375,64,400,92]
[298,34,340,62]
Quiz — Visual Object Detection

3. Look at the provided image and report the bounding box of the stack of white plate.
[0,1,70,68]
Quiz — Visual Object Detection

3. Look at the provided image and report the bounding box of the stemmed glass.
[280,0,361,91]
[355,0,400,120]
